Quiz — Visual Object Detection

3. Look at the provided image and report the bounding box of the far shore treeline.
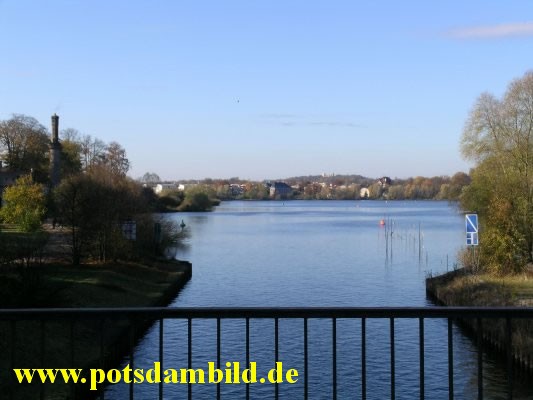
[145,172,471,203]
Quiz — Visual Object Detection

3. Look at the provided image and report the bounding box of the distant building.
[378,177,392,187]
[269,182,293,198]
[229,183,245,196]
[360,187,370,198]
[154,183,178,194]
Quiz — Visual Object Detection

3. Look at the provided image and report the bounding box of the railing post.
[188,317,192,400]
[129,319,135,400]
[275,317,279,400]
[390,318,395,400]
[246,317,250,400]
[332,317,337,400]
[448,318,454,400]
[304,317,308,400]
[40,320,45,400]
[70,320,75,400]
[362,317,366,400]
[99,319,105,400]
[10,321,16,400]
[506,317,513,400]
[419,317,424,400]
[159,319,164,400]
[217,318,221,400]
[477,318,483,400]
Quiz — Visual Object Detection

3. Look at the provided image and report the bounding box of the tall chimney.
[51,113,59,143]
[49,114,61,187]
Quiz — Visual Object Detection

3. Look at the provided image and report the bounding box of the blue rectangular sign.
[466,232,478,246]
[466,214,478,233]
[465,214,479,245]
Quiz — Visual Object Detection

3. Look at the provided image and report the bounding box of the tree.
[53,174,94,264]
[451,172,471,187]
[102,141,130,176]
[140,172,161,184]
[79,134,106,170]
[368,182,383,199]
[179,186,214,211]
[243,183,269,200]
[54,161,186,264]
[0,114,49,181]
[437,172,471,200]
[57,128,82,177]
[54,168,145,264]
[0,175,46,232]
[387,184,406,200]
[460,71,533,273]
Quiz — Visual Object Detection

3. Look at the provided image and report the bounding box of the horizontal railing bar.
[1,307,533,320]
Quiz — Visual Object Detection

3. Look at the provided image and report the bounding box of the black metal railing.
[2,307,533,400]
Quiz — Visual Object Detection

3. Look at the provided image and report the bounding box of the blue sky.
[1,1,533,181]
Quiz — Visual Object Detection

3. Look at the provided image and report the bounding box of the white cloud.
[447,22,533,39]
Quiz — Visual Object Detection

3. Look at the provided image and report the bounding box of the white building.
[154,183,178,194]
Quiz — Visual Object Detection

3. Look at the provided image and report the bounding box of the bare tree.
[102,141,130,176]
[79,134,106,170]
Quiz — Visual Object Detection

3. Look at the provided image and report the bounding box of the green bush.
[0,175,46,232]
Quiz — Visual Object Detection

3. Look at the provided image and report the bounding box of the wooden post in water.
[418,222,421,262]
[390,218,392,261]
[385,218,389,260]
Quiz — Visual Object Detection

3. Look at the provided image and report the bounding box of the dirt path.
[41,221,71,262]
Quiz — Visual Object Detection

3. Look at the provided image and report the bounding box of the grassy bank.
[426,268,533,307]
[0,260,191,399]
[0,260,190,308]
[426,269,533,374]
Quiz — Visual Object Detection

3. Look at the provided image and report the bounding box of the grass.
[489,274,533,306]
[0,225,49,268]
[0,261,188,308]
[426,269,533,307]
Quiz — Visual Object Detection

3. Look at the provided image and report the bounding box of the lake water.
[106,200,531,399]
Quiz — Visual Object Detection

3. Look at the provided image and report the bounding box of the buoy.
[379,219,385,226]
